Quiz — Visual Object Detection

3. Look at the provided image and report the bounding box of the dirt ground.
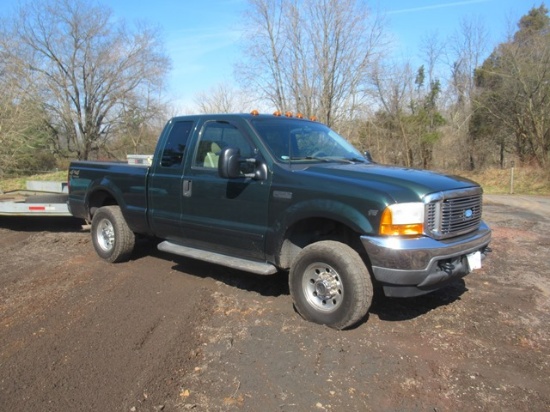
[0,194,549,411]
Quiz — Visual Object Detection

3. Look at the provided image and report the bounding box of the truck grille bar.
[425,188,483,240]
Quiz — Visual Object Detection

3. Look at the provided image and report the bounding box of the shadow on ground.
[145,240,467,321]
[0,216,85,232]
[370,280,467,322]
[124,236,291,298]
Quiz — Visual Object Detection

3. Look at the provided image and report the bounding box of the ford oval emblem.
[464,209,473,219]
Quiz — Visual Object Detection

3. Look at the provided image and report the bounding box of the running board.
[157,241,278,275]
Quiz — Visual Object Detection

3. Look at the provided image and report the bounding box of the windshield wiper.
[289,156,331,162]
[319,156,366,164]
[342,157,366,163]
[288,156,366,164]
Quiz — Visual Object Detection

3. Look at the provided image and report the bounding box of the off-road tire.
[289,240,373,329]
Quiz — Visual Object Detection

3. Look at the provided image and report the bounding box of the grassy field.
[455,167,550,195]
[1,167,549,196]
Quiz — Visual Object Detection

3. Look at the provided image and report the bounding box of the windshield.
[250,118,366,163]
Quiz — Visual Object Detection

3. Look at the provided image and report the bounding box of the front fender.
[265,198,378,264]
[281,198,375,234]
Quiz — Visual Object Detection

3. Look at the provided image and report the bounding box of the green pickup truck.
[68,112,491,329]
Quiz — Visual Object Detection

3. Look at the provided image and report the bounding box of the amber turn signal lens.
[379,206,424,236]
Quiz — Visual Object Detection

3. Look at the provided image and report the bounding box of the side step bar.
[157,241,278,276]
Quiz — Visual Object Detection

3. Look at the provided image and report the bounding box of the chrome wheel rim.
[96,218,115,252]
[302,263,343,312]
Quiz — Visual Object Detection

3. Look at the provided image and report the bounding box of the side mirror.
[218,147,267,180]
[218,147,242,178]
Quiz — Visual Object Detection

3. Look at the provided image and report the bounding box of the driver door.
[180,119,271,260]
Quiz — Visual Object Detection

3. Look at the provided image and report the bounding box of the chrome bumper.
[360,222,492,297]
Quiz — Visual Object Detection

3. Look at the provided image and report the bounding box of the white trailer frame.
[0,181,71,217]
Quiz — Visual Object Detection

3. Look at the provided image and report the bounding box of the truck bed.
[68,161,150,232]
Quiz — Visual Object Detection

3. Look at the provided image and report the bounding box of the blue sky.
[0,0,538,111]
[387,0,532,57]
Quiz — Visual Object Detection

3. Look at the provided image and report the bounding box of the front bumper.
[361,221,491,297]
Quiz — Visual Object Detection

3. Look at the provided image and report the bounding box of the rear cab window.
[159,120,194,168]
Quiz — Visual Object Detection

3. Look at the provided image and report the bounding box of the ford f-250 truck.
[68,111,491,329]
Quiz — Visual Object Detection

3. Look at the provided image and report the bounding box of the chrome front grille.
[425,188,483,240]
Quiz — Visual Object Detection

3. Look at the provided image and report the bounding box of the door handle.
[183,180,192,197]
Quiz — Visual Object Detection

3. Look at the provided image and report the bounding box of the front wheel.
[91,206,135,263]
[289,241,373,329]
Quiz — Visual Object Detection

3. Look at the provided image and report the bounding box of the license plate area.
[467,251,482,271]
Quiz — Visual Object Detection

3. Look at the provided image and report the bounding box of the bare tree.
[2,0,170,160]
[109,92,167,157]
[369,61,415,166]
[444,16,490,169]
[474,5,550,168]
[419,30,446,87]
[193,83,250,114]
[0,38,54,176]
[448,16,490,106]
[0,86,48,177]
[237,0,388,127]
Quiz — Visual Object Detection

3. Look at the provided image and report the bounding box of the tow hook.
[440,261,455,275]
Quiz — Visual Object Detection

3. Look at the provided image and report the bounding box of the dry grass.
[0,170,68,193]
[453,167,550,196]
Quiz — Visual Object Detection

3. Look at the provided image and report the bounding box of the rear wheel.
[91,206,135,263]
[289,240,373,329]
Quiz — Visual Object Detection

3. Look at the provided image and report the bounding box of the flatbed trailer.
[0,181,71,217]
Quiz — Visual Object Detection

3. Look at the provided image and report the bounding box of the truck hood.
[299,162,479,203]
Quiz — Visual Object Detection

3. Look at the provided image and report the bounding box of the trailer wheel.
[91,206,135,263]
[289,240,373,329]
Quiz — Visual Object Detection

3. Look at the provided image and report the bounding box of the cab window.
[160,120,194,168]
[193,121,254,169]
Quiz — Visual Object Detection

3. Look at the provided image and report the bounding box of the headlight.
[379,203,424,236]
